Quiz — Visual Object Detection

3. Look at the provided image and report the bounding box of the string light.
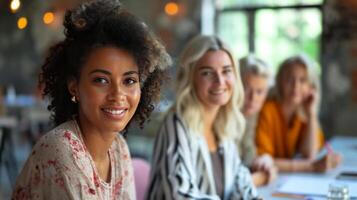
[17,17,27,30]
[165,2,179,16]
[43,12,54,25]
[10,0,21,13]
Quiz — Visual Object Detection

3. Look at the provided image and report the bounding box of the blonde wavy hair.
[175,35,246,141]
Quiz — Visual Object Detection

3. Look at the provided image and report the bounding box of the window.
[216,0,322,72]
[221,0,323,7]
[218,12,248,61]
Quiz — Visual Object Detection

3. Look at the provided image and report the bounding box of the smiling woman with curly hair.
[12,0,171,199]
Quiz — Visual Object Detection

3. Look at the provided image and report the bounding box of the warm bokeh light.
[17,17,27,30]
[43,12,55,25]
[165,2,179,16]
[10,0,21,13]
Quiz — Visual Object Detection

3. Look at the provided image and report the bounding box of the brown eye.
[123,77,138,86]
[201,71,213,77]
[93,77,109,84]
[223,68,232,74]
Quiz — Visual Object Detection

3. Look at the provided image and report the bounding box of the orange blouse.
[255,98,324,158]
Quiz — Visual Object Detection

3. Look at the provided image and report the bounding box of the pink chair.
[132,158,151,200]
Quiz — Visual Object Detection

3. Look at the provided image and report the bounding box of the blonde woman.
[147,35,259,200]
[238,55,277,186]
[255,55,341,172]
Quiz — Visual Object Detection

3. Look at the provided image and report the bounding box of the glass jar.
[327,184,350,200]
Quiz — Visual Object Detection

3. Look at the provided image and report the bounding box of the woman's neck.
[202,106,220,152]
[202,106,219,128]
[243,111,253,119]
[76,116,116,162]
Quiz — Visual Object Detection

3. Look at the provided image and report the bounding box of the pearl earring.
[71,96,77,103]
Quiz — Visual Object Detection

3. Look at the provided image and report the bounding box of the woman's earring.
[71,96,77,103]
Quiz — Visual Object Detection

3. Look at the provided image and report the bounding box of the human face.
[68,47,141,134]
[242,72,269,117]
[193,50,236,111]
[281,64,310,106]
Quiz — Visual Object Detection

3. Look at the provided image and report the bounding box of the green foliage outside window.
[217,0,322,73]
[255,9,321,73]
[218,12,249,63]
[220,0,322,8]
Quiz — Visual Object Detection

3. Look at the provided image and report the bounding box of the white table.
[258,136,357,199]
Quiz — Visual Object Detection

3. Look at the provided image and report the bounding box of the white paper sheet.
[276,175,357,197]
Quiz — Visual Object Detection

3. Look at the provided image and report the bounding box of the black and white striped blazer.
[147,112,259,200]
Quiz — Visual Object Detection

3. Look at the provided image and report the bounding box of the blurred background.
[1,0,357,198]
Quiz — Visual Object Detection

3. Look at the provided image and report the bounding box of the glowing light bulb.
[10,0,21,13]
[17,17,27,30]
[165,2,179,16]
[43,12,55,25]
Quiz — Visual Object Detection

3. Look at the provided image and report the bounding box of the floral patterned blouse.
[12,120,136,200]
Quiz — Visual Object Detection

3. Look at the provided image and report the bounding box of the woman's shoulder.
[30,120,82,161]
[163,111,185,126]
[13,121,96,199]
[261,97,280,113]
[25,120,91,180]
[36,120,78,145]
[163,111,192,134]
[156,110,197,141]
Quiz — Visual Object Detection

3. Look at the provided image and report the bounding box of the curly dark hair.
[39,0,171,129]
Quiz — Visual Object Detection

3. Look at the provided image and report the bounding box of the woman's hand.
[313,152,342,173]
[303,87,317,117]
[252,154,277,184]
[252,154,273,171]
[302,87,318,118]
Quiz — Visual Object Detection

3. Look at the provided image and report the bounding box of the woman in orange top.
[255,55,341,172]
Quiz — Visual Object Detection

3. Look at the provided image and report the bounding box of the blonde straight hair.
[175,35,245,141]
[274,54,321,117]
[239,54,271,79]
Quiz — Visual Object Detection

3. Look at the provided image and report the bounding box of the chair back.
[132,158,151,200]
